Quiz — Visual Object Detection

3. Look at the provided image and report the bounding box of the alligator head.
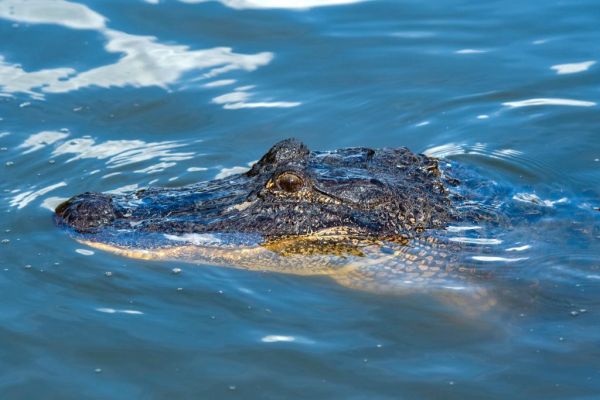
[54,139,458,268]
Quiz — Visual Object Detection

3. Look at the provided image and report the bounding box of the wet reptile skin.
[55,139,509,299]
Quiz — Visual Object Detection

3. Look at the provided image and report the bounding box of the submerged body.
[54,139,587,297]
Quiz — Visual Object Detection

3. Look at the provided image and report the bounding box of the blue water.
[1,0,599,398]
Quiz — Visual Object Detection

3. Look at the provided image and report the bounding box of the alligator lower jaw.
[77,239,277,268]
[77,225,416,260]
[76,236,364,275]
[76,229,401,275]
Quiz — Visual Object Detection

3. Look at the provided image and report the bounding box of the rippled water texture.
[1,1,599,398]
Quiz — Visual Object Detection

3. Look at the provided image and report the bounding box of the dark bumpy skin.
[53,138,599,306]
[55,138,463,240]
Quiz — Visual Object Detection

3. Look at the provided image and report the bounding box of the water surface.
[1,0,599,398]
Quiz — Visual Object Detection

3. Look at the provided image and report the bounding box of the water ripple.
[51,136,194,169]
[550,61,596,75]
[448,237,502,245]
[502,98,596,108]
[9,182,67,209]
[177,0,366,10]
[0,0,292,105]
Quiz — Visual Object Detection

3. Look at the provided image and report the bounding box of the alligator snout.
[55,192,117,233]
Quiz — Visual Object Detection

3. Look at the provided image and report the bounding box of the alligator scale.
[55,138,570,296]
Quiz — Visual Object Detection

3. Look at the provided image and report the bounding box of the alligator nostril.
[55,192,117,233]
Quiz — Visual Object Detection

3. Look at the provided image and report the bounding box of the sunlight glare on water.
[0,0,599,398]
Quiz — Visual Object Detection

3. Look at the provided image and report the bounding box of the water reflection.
[41,196,67,211]
[44,29,273,95]
[0,55,75,100]
[505,245,530,252]
[424,143,525,159]
[177,0,365,10]
[0,0,105,30]
[18,130,70,154]
[212,87,301,109]
[502,98,596,108]
[471,256,528,262]
[512,193,568,207]
[1,0,599,396]
[49,136,194,168]
[215,165,251,179]
[203,79,236,88]
[448,237,502,245]
[18,129,197,177]
[550,61,596,75]
[9,181,67,209]
[454,49,488,54]
[95,308,144,315]
[0,0,296,108]
[10,130,201,210]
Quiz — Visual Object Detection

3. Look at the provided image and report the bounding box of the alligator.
[54,138,594,299]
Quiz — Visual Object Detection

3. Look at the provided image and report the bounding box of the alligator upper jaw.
[54,139,458,240]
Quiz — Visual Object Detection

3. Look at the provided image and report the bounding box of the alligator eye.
[275,172,304,193]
